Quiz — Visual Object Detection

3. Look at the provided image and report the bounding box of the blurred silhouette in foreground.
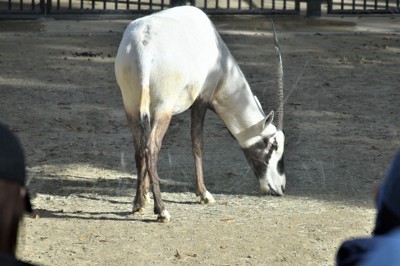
[0,123,34,265]
[336,150,400,266]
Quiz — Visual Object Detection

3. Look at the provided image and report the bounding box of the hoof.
[144,192,151,204]
[200,191,216,205]
[156,210,171,223]
[133,207,145,215]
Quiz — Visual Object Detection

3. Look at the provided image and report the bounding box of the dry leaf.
[221,218,236,223]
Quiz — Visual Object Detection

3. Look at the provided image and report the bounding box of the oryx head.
[242,111,286,196]
[243,20,286,196]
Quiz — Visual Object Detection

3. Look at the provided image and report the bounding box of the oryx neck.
[234,119,267,148]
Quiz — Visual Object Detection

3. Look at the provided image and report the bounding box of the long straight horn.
[271,19,284,131]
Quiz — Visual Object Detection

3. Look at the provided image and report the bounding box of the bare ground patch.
[0,16,399,265]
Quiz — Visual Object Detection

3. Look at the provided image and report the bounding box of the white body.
[115,6,264,142]
[115,6,286,222]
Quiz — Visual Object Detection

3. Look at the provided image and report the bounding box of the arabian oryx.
[115,6,286,222]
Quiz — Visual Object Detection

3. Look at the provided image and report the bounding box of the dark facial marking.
[242,137,276,178]
[277,154,285,175]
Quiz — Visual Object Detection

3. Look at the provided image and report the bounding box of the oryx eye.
[271,140,278,151]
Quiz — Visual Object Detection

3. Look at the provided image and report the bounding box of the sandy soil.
[0,15,399,265]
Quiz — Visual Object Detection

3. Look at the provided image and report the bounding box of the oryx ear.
[264,110,274,127]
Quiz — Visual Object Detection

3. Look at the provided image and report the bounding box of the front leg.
[191,100,215,204]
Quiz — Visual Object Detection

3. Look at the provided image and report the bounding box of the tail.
[138,42,152,125]
[139,51,152,148]
[139,83,151,150]
[135,32,153,150]
[140,84,151,123]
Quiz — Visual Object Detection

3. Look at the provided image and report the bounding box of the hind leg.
[126,113,150,215]
[146,113,173,222]
[132,149,150,214]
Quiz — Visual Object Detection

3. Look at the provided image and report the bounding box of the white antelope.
[115,6,286,222]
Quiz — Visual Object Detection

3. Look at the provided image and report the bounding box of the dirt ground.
[0,14,399,265]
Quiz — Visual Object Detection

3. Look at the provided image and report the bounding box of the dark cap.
[0,123,32,212]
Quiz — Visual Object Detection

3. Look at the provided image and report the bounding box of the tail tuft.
[140,85,151,122]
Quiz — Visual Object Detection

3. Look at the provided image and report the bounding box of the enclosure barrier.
[328,0,400,13]
[0,0,300,16]
[0,0,399,18]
